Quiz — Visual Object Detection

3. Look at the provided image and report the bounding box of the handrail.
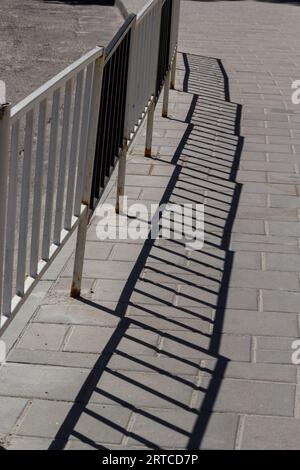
[105,13,136,63]
[11,47,103,122]
[137,0,162,21]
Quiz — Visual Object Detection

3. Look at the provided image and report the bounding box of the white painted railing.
[0,47,105,327]
[0,0,180,331]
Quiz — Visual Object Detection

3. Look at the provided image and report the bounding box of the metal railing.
[0,0,180,330]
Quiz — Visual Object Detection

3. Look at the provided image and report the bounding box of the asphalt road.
[0,0,123,105]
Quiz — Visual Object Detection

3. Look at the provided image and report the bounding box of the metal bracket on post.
[170,46,177,90]
[145,97,155,158]
[162,68,171,118]
[116,140,128,215]
[71,50,105,299]
[0,92,11,324]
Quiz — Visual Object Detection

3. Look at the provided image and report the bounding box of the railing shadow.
[48,52,244,450]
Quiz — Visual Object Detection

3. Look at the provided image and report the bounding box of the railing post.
[71,50,105,298]
[145,97,155,158]
[0,88,11,324]
[170,45,177,90]
[115,15,136,215]
[162,68,171,118]
[116,140,128,214]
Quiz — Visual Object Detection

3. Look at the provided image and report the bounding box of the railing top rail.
[11,46,104,122]
[136,0,162,21]
[105,13,136,63]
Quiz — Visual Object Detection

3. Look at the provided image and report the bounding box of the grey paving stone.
[265,253,300,272]
[109,244,143,261]
[142,270,221,287]
[128,410,239,449]
[5,436,55,450]
[128,313,212,334]
[202,360,297,383]
[129,281,176,305]
[161,332,251,362]
[148,245,190,265]
[229,269,299,291]
[17,400,131,444]
[0,364,89,401]
[196,377,295,417]
[92,279,128,302]
[7,349,100,369]
[90,370,194,408]
[177,286,258,311]
[16,323,69,351]
[139,187,166,201]
[231,233,299,248]
[268,221,300,237]
[270,195,300,209]
[33,304,119,327]
[268,172,300,185]
[233,219,266,235]
[106,354,200,375]
[127,304,214,321]
[1,280,54,354]
[62,260,135,279]
[263,290,300,313]
[256,336,298,351]
[256,350,296,365]
[126,163,152,175]
[232,251,262,269]
[236,170,266,183]
[241,416,300,450]
[221,310,298,337]
[0,397,28,436]
[236,207,297,221]
[242,152,266,161]
[241,182,296,195]
[230,241,298,254]
[240,161,294,173]
[64,325,159,356]
[46,277,94,302]
[126,175,170,188]
[84,242,114,260]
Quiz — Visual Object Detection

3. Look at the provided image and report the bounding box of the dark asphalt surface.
[0,0,123,104]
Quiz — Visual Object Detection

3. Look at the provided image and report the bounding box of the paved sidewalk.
[1,0,300,450]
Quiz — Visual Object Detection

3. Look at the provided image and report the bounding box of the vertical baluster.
[103,55,117,181]
[71,52,105,298]
[90,64,109,203]
[115,28,133,215]
[0,100,11,320]
[108,46,120,169]
[3,121,20,314]
[16,109,34,296]
[54,79,72,244]
[30,99,47,278]
[74,63,94,216]
[42,88,60,261]
[64,71,84,230]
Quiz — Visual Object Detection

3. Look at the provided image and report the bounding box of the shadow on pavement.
[48,52,244,450]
